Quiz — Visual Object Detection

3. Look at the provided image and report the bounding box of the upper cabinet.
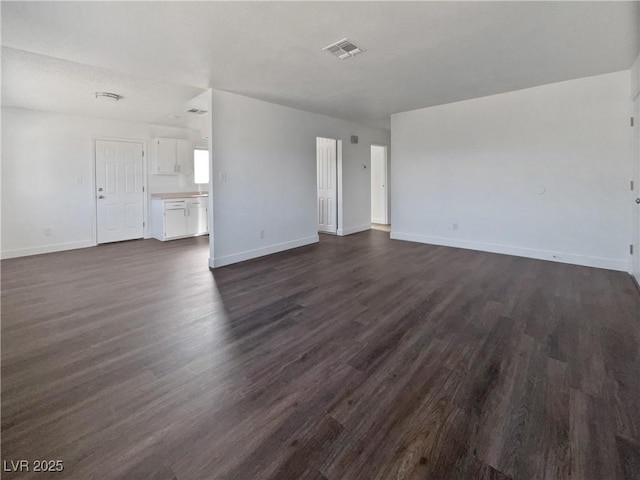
[151,138,193,175]
[632,55,640,100]
[156,138,177,174]
[176,139,193,175]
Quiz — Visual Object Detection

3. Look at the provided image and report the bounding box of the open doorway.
[317,137,338,234]
[371,144,389,232]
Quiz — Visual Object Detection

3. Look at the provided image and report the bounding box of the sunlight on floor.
[371,223,390,232]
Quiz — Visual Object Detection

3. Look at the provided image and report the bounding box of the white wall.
[391,71,633,272]
[209,89,390,267]
[1,106,202,258]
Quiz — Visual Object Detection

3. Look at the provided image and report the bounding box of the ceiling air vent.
[323,38,364,59]
[186,108,208,115]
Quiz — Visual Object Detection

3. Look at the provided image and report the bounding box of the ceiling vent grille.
[186,108,208,115]
[323,38,364,59]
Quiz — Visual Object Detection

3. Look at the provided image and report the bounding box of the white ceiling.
[1,47,207,127]
[2,1,639,130]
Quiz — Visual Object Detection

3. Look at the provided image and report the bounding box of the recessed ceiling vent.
[186,108,208,115]
[323,38,364,59]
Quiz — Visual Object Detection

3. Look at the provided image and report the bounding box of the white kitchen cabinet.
[151,138,193,175]
[177,140,193,175]
[164,206,188,238]
[187,200,208,235]
[151,196,208,241]
[156,138,178,174]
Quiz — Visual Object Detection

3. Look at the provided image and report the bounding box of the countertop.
[151,192,208,199]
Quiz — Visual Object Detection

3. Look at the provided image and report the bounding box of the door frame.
[370,144,389,225]
[91,136,148,246]
[337,139,343,233]
[316,137,339,234]
[633,96,640,283]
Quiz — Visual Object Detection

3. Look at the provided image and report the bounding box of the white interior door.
[633,97,640,283]
[371,145,388,224]
[95,140,144,244]
[317,137,337,234]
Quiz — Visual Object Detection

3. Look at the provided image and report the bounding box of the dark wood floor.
[2,231,640,480]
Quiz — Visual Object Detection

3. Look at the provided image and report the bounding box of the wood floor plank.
[616,435,640,480]
[2,232,640,479]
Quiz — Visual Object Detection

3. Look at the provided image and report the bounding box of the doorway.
[94,139,144,244]
[317,137,338,234]
[371,145,389,229]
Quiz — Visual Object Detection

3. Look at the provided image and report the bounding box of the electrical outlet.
[44,228,52,236]
[219,172,227,182]
[453,223,459,231]
[259,229,265,239]
[75,176,83,184]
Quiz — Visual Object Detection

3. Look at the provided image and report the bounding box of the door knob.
[98,195,105,199]
[98,187,103,192]
[636,198,640,204]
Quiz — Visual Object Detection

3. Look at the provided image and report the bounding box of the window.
[194,149,210,184]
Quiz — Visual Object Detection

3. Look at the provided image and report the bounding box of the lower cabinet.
[165,207,189,239]
[151,197,209,241]
[187,201,208,236]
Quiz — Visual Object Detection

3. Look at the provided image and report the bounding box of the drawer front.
[165,201,187,209]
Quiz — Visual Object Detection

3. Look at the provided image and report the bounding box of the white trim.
[337,139,343,233]
[337,224,371,236]
[390,231,629,272]
[92,136,148,243]
[1,241,94,259]
[142,139,150,239]
[632,95,640,279]
[207,88,214,263]
[210,235,319,268]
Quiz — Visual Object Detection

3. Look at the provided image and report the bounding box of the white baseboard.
[1,240,95,259]
[371,217,386,225]
[210,235,319,268]
[390,231,629,272]
[337,224,371,236]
